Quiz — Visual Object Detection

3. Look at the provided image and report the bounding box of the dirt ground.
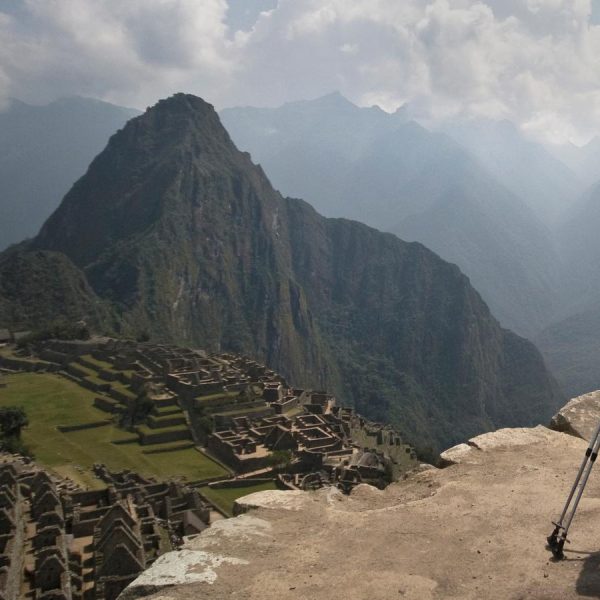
[123,426,600,600]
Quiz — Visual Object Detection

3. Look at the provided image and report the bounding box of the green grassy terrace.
[213,404,269,418]
[80,353,113,370]
[68,362,107,387]
[152,404,182,416]
[194,391,239,404]
[0,372,228,487]
[108,379,137,399]
[199,480,278,516]
[71,358,137,399]
[136,423,189,436]
[0,346,51,364]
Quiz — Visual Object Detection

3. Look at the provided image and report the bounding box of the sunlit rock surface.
[121,423,600,600]
[550,390,600,441]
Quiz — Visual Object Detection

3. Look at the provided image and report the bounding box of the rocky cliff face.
[0,94,563,451]
[222,96,562,339]
[120,411,600,600]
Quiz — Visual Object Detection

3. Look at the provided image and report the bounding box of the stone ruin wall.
[0,456,212,600]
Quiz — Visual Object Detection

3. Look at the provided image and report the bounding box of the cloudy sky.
[1,0,600,143]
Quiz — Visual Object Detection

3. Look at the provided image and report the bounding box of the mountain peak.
[315,91,353,105]
[34,92,247,266]
[135,93,224,137]
[149,92,215,115]
[102,93,227,145]
[281,91,357,112]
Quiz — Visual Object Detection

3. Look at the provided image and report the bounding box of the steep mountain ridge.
[555,182,600,306]
[0,94,563,451]
[221,95,560,338]
[395,162,559,335]
[536,305,600,397]
[0,246,109,330]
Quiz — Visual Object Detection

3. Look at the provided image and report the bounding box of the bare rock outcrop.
[121,424,600,600]
[439,425,558,466]
[550,390,600,441]
[233,490,309,515]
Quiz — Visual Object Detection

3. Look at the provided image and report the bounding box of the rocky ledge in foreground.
[121,416,600,600]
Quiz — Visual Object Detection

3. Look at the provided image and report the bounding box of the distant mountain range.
[536,181,600,396]
[0,94,563,452]
[0,97,139,250]
[549,136,600,187]
[440,118,583,226]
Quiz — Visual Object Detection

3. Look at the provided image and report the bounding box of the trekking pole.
[547,420,600,559]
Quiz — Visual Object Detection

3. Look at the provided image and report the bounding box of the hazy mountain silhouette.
[537,181,600,395]
[549,136,600,188]
[0,96,139,250]
[441,118,583,226]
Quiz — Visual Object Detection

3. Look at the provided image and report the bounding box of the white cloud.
[0,0,233,108]
[0,0,599,143]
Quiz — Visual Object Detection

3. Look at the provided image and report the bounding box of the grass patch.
[84,376,110,389]
[69,362,107,388]
[0,372,228,486]
[283,406,304,418]
[72,361,136,398]
[141,441,194,453]
[199,480,278,516]
[69,361,98,378]
[213,405,269,418]
[109,380,137,399]
[81,354,113,371]
[137,423,189,436]
[152,404,182,416]
[195,391,238,403]
[149,410,185,422]
[0,346,50,364]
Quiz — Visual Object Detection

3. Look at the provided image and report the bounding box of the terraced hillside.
[0,346,229,488]
[0,338,418,515]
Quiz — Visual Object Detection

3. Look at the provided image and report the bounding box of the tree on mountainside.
[119,397,153,429]
[0,406,28,438]
[17,319,90,348]
[267,449,293,472]
[0,406,31,456]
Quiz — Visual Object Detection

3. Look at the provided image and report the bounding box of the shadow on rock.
[577,551,600,597]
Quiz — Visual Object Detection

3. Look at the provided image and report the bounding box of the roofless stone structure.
[0,455,210,599]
